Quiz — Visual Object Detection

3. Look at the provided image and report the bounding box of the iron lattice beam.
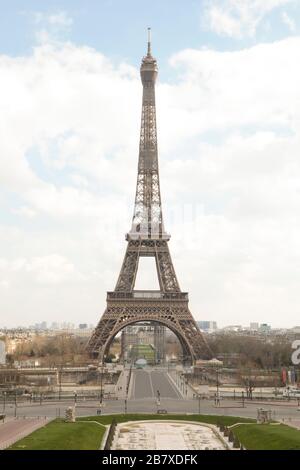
[87,33,212,364]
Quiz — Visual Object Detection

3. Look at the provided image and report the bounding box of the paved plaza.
[111,421,227,450]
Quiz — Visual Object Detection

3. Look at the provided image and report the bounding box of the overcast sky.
[1,0,300,328]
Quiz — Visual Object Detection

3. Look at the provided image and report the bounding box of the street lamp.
[198,394,201,414]
[58,366,62,401]
[216,368,219,396]
[3,392,6,413]
[14,388,17,418]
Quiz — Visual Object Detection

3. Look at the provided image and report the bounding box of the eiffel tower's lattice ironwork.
[87,30,212,363]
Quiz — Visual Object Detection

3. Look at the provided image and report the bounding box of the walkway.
[280,417,300,430]
[0,417,50,449]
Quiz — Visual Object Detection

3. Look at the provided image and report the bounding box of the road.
[1,368,300,424]
[131,369,182,400]
[2,396,300,423]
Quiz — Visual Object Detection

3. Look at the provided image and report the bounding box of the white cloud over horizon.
[33,10,73,44]
[205,0,295,38]
[1,34,300,328]
[281,11,296,32]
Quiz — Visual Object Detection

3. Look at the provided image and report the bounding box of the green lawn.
[78,413,255,427]
[9,414,254,450]
[131,344,155,363]
[9,419,106,450]
[10,414,299,450]
[232,423,300,450]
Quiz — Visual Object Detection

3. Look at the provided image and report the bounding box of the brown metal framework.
[87,31,212,364]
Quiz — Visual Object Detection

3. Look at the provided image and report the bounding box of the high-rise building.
[198,321,217,333]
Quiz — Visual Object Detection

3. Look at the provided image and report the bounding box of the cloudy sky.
[1,0,300,328]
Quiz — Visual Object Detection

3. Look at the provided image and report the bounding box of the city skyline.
[2,319,300,332]
[1,1,300,328]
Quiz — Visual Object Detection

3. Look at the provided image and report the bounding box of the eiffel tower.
[87,30,212,364]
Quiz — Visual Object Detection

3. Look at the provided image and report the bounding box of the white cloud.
[12,207,37,219]
[205,0,294,38]
[33,10,73,44]
[281,11,296,31]
[1,37,300,327]
[0,280,9,289]
[26,254,83,284]
[0,254,84,285]
[47,12,73,28]
[34,11,73,28]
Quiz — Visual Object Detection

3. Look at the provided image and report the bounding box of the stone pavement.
[0,417,50,449]
[111,420,228,450]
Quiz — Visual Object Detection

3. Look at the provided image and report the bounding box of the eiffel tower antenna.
[147,27,151,55]
[87,31,213,364]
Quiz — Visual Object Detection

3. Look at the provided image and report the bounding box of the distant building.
[215,353,241,367]
[60,328,93,338]
[222,325,242,332]
[121,323,165,364]
[250,322,259,331]
[197,321,218,333]
[0,340,6,365]
[14,359,40,368]
[60,322,74,330]
[32,321,48,330]
[290,326,300,334]
[79,324,88,329]
[259,323,271,334]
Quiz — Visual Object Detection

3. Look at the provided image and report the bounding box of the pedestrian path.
[280,417,300,430]
[115,368,131,399]
[0,417,50,449]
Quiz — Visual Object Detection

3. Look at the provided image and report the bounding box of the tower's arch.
[102,317,192,364]
[88,297,212,365]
